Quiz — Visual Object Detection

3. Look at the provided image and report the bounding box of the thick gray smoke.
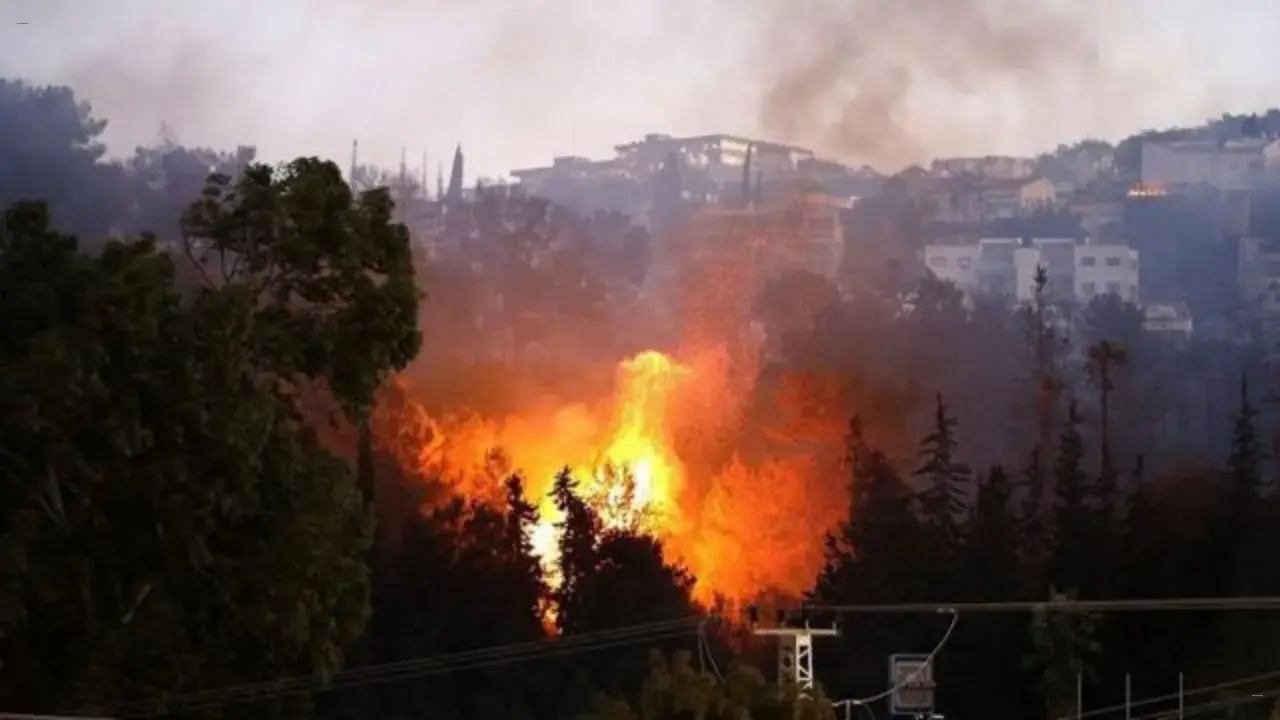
[1,0,1276,174]
[743,0,1248,170]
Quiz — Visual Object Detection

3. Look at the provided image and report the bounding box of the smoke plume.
[1,0,1272,175]
[745,0,1205,170]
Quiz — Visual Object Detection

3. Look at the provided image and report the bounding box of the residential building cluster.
[923,237,1139,306]
[487,126,1280,355]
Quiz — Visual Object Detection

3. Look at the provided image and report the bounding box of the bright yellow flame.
[526,351,691,596]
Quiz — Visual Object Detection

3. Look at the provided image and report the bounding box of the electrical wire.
[66,596,1280,717]
[697,620,725,682]
[1058,667,1280,720]
[97,615,701,718]
[847,609,959,707]
[811,597,1280,615]
[833,699,878,720]
[0,715,114,720]
[1129,684,1280,720]
[128,628,697,719]
[111,616,697,715]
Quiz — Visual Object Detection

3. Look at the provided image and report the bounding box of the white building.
[1072,242,1140,304]
[1143,302,1194,340]
[931,155,1036,180]
[1140,139,1267,192]
[923,237,1138,306]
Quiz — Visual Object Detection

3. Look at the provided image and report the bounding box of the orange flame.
[382,198,858,609]
[527,350,691,590]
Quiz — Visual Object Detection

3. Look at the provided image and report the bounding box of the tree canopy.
[0,155,421,717]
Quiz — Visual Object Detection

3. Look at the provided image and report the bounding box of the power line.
[0,715,113,720]
[810,597,1280,615]
[64,597,1280,717]
[1062,668,1280,720]
[843,610,959,707]
[95,615,701,718]
[1131,684,1280,720]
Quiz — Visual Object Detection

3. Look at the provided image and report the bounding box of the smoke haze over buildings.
[2,0,1278,176]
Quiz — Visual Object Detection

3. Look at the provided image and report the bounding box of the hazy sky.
[2,0,1279,181]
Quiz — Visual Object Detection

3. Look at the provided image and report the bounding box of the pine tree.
[1226,373,1265,513]
[816,427,917,604]
[967,465,1019,598]
[503,474,546,620]
[955,465,1027,720]
[914,393,972,557]
[446,143,464,203]
[1017,446,1049,592]
[551,468,601,634]
[1021,265,1065,474]
[1086,339,1128,507]
[1049,399,1090,590]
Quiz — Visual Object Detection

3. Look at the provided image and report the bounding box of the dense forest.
[3,77,1280,720]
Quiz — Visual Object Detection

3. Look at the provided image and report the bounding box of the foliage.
[584,650,835,720]
[1024,588,1102,720]
[0,79,118,239]
[913,393,972,559]
[178,157,421,417]
[0,202,375,716]
[10,76,1280,720]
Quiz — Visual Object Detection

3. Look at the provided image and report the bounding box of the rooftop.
[613,133,814,157]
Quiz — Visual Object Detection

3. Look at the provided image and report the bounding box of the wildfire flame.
[526,350,690,589]
[380,199,859,609]
[379,346,849,609]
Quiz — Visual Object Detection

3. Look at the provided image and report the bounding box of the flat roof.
[613,133,814,156]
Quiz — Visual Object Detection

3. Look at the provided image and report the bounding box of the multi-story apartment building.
[931,155,1036,180]
[922,237,1139,305]
[1238,236,1280,355]
[1140,139,1268,192]
[509,133,822,222]
[660,194,845,282]
[926,175,1059,224]
[1072,242,1141,304]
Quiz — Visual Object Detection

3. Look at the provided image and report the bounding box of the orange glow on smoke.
[378,350,849,608]
[378,197,857,608]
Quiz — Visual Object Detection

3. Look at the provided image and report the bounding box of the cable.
[0,715,114,720]
[812,597,1280,615]
[1058,668,1280,720]
[109,616,697,716]
[98,615,701,718]
[697,620,724,682]
[1129,684,1280,720]
[833,699,878,720]
[848,609,959,707]
[119,627,693,718]
[131,627,696,719]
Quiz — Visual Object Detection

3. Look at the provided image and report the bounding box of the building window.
[1106,282,1121,295]
[1105,256,1121,267]
[1080,256,1097,266]
[1082,282,1096,295]
[929,256,949,267]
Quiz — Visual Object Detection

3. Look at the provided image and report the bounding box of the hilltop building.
[1140,139,1268,192]
[922,237,1138,306]
[509,133,869,227]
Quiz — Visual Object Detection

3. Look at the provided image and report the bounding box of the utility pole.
[748,607,839,692]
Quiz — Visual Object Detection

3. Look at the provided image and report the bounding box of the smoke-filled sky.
[2,0,1278,180]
